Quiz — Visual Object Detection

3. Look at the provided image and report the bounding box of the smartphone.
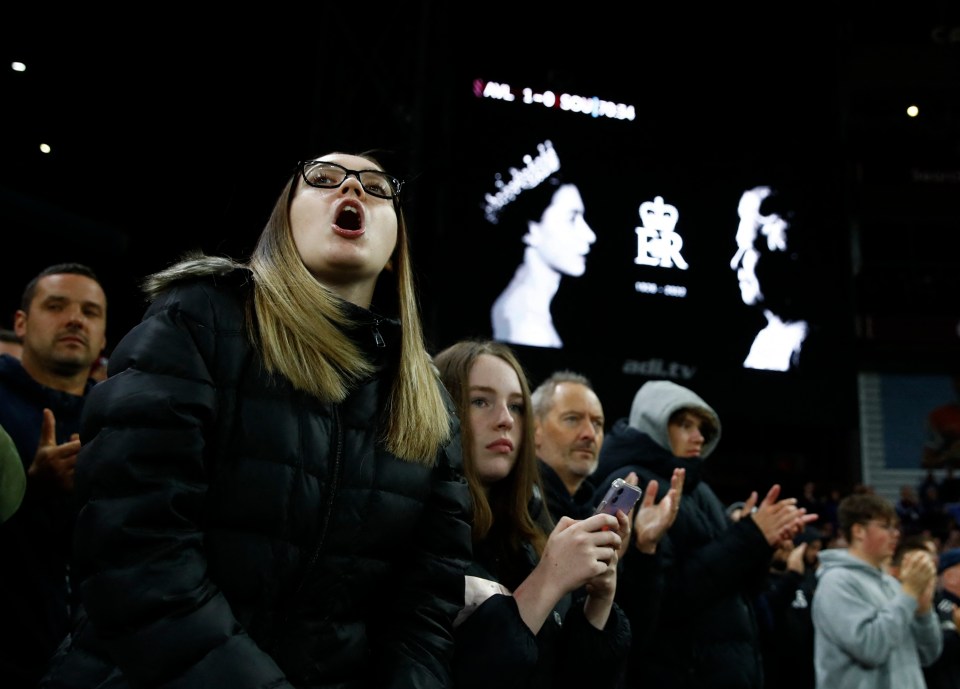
[594,478,643,517]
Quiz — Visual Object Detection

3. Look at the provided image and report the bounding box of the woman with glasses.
[41,152,473,689]
[433,339,631,689]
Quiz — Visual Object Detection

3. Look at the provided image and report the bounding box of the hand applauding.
[27,408,79,493]
[743,484,818,546]
[620,468,685,555]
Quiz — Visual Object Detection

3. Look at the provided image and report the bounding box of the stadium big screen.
[422,64,857,475]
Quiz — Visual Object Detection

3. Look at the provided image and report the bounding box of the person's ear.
[850,522,866,543]
[13,310,27,339]
[523,220,542,248]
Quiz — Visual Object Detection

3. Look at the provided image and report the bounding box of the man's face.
[535,382,604,493]
[856,519,900,567]
[15,273,107,377]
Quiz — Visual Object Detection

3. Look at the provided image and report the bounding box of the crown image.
[638,196,679,233]
[483,140,561,224]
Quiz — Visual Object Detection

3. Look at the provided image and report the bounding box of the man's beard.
[49,355,90,377]
[569,451,597,478]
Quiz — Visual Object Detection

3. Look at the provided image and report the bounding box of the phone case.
[595,478,643,516]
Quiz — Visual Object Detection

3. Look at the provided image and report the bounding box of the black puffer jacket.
[41,267,472,689]
[592,421,772,689]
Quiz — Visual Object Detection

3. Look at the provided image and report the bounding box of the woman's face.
[289,153,398,306]
[528,184,596,277]
[467,354,524,486]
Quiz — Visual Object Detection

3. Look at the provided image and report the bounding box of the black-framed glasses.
[298,160,403,199]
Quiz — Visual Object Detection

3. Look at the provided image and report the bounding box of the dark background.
[2,5,958,503]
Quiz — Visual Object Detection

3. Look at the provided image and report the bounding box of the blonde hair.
[148,153,451,465]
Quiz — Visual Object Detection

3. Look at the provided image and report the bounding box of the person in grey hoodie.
[812,492,942,689]
[590,379,815,688]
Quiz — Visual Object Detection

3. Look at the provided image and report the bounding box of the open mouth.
[337,206,361,231]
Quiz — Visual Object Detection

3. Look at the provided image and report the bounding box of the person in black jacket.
[753,526,822,689]
[433,339,631,689]
[0,328,23,358]
[0,263,108,689]
[590,379,816,689]
[40,151,473,689]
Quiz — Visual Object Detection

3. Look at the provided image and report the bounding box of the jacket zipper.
[292,405,344,599]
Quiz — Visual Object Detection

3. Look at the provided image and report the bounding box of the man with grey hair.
[531,370,605,521]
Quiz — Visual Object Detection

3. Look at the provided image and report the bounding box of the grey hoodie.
[628,380,722,458]
[812,548,942,689]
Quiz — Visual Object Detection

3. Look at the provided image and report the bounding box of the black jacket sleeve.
[615,548,665,649]
[454,594,540,689]
[376,413,474,689]
[554,598,632,689]
[658,513,773,616]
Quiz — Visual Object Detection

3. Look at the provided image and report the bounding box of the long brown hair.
[433,339,547,557]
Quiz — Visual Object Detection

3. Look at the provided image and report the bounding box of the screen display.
[423,72,855,428]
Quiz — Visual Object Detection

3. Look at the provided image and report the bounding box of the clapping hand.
[744,484,818,546]
[621,468,685,555]
[899,549,937,614]
[27,408,79,493]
